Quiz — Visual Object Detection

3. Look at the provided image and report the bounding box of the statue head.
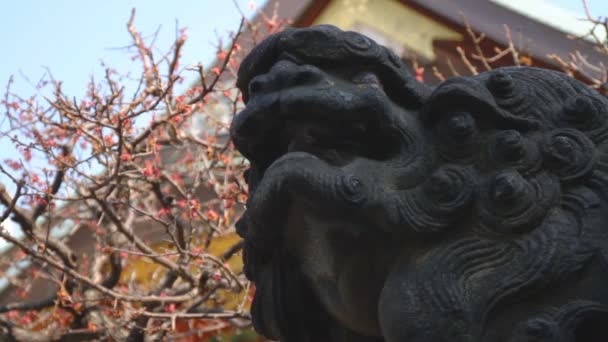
[230,25,608,342]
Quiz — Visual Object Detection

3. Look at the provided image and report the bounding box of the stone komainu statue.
[230,25,608,342]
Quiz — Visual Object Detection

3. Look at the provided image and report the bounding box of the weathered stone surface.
[230,25,608,342]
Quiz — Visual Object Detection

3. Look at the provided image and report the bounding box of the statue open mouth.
[230,25,608,342]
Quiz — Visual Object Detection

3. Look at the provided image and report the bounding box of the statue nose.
[248,60,325,98]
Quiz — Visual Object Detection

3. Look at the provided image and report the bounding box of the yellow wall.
[312,0,462,61]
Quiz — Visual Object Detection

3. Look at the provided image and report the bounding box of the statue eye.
[352,72,381,86]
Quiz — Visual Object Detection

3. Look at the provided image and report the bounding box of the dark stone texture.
[230,25,608,342]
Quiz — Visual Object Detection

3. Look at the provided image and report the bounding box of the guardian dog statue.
[230,25,608,342]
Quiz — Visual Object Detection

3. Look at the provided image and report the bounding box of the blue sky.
[0,0,264,98]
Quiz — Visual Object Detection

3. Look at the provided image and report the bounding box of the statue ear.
[250,251,332,342]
